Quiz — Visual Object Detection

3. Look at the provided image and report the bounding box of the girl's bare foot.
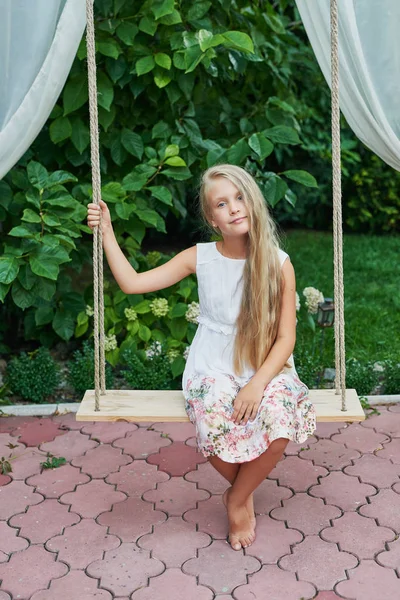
[222,487,256,533]
[223,488,256,550]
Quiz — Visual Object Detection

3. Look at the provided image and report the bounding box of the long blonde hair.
[198,164,291,376]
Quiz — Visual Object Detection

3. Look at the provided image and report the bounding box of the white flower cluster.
[303,286,324,315]
[146,251,161,267]
[149,298,169,317]
[183,345,191,360]
[166,348,180,363]
[185,301,200,323]
[104,333,117,352]
[124,307,138,322]
[145,341,163,359]
[296,292,300,312]
[85,305,94,317]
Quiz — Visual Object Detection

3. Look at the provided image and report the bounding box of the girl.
[87,164,317,552]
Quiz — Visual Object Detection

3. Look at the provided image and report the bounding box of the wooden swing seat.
[76,387,365,422]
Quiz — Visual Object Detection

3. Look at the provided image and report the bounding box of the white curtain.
[0,0,86,179]
[295,0,400,171]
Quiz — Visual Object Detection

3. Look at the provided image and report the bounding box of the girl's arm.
[87,200,196,294]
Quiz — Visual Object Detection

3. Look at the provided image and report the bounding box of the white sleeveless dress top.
[182,241,296,391]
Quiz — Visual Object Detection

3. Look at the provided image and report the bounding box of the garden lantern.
[317,298,335,328]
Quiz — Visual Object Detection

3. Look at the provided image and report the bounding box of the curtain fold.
[0,0,86,179]
[295,0,400,171]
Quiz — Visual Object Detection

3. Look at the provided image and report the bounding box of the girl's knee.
[270,437,289,454]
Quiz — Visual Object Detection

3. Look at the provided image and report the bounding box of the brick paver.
[0,406,399,600]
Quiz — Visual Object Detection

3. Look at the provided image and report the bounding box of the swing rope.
[330,0,347,410]
[84,0,347,413]
[86,0,105,411]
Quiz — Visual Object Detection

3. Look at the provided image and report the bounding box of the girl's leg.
[208,455,256,530]
[208,455,239,484]
[226,437,289,549]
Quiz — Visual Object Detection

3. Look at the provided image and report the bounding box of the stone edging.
[0,395,399,417]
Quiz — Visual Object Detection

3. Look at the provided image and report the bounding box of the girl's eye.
[218,195,243,208]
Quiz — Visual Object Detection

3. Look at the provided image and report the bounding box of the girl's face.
[207,176,249,237]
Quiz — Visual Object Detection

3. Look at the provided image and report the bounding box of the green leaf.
[168,316,187,340]
[148,186,173,206]
[248,133,274,161]
[70,118,90,153]
[226,138,251,165]
[161,166,191,180]
[154,69,171,88]
[97,39,121,59]
[134,300,151,314]
[151,0,175,20]
[49,117,72,143]
[169,303,188,318]
[35,305,54,326]
[0,256,19,285]
[116,22,138,46]
[135,208,161,228]
[281,170,318,188]
[97,72,114,111]
[0,282,11,303]
[8,226,36,239]
[165,156,187,167]
[136,55,155,76]
[121,128,144,159]
[159,9,182,25]
[33,277,56,301]
[139,16,157,36]
[184,45,205,73]
[105,347,120,367]
[263,175,288,208]
[98,104,116,132]
[188,1,211,21]
[163,144,179,159]
[221,31,254,54]
[18,264,36,290]
[102,181,126,203]
[27,161,48,190]
[197,29,220,52]
[53,309,75,341]
[63,74,88,115]
[115,202,135,220]
[263,126,301,145]
[138,323,151,342]
[62,292,86,315]
[171,355,185,377]
[42,214,61,227]
[152,120,172,139]
[21,208,41,224]
[30,245,71,280]
[46,171,78,187]
[12,280,36,310]
[155,53,172,70]
[122,173,148,192]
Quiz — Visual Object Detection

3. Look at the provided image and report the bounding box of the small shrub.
[67,341,114,395]
[122,346,174,390]
[6,347,60,403]
[381,359,400,394]
[345,358,380,395]
[294,348,324,389]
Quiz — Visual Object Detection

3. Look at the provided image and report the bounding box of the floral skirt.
[183,371,317,463]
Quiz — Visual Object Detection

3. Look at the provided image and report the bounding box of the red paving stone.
[0,406,400,599]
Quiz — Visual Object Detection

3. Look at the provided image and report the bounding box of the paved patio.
[0,405,399,600]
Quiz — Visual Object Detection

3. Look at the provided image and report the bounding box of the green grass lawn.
[282,229,400,366]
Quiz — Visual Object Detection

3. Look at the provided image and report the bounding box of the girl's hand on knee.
[232,380,265,425]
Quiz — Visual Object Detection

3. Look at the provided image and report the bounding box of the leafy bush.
[381,359,400,394]
[345,357,380,395]
[293,347,324,389]
[122,345,174,390]
[6,347,61,403]
[67,340,114,395]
